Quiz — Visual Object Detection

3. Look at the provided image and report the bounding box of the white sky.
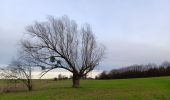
[1,0,170,70]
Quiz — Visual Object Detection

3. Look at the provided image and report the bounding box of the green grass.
[0,77,170,100]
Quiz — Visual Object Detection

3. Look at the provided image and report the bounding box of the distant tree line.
[96,61,170,79]
[53,74,70,81]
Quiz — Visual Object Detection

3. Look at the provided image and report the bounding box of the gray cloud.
[1,0,170,70]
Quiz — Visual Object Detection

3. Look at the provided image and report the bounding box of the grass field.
[0,76,170,100]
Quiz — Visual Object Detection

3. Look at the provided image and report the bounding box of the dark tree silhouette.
[98,62,170,79]
[21,16,105,87]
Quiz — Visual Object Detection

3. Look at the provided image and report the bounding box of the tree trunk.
[27,79,32,91]
[72,73,80,88]
[28,85,32,91]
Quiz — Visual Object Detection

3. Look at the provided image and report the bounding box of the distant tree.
[58,74,68,80]
[1,56,33,91]
[160,61,170,68]
[58,74,62,80]
[21,16,105,87]
[99,71,108,79]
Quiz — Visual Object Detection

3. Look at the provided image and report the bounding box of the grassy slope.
[0,77,170,100]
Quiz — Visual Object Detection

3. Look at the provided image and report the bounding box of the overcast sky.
[1,0,170,70]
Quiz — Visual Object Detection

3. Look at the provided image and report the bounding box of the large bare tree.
[21,16,105,87]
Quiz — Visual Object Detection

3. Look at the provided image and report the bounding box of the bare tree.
[1,56,33,91]
[21,16,105,87]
